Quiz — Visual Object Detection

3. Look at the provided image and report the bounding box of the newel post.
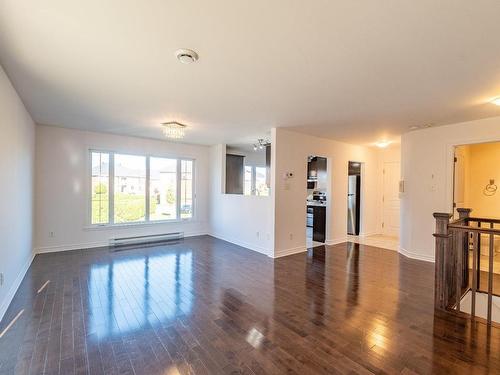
[433,212,452,310]
[456,208,472,222]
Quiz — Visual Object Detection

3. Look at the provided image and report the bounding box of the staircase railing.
[434,208,500,324]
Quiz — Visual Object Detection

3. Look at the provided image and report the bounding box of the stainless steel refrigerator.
[347,175,360,235]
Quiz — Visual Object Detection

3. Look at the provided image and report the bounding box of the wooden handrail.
[447,224,500,235]
[466,217,500,224]
[434,208,499,325]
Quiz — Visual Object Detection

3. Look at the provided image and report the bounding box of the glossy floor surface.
[347,234,400,252]
[1,236,499,374]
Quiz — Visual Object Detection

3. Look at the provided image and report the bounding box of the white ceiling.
[1,0,499,145]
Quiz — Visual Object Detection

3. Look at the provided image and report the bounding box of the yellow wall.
[459,142,500,218]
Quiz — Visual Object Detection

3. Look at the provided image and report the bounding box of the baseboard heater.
[109,232,184,248]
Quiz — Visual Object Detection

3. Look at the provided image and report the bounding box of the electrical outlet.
[0,272,4,287]
[49,231,55,238]
[256,231,260,238]
[289,233,293,240]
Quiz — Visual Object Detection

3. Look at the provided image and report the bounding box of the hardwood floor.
[0,236,499,374]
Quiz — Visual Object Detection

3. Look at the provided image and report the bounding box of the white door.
[382,162,400,237]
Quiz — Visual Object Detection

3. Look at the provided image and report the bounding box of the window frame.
[87,149,196,228]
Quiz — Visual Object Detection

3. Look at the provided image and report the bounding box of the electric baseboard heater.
[109,232,184,248]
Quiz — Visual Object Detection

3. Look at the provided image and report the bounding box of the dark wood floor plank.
[1,236,500,375]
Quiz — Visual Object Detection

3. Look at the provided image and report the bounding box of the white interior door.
[382,162,400,237]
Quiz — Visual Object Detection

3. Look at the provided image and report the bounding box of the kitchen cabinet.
[307,157,327,189]
[225,154,245,194]
[307,204,326,243]
[265,145,271,187]
[312,206,326,242]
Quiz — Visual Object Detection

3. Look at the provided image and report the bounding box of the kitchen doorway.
[347,161,361,235]
[306,155,328,248]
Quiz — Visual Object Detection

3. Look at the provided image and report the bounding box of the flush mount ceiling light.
[409,123,433,131]
[174,48,199,64]
[375,140,391,148]
[253,138,271,151]
[162,122,187,139]
[491,97,500,106]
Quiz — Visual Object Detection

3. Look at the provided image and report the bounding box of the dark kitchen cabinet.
[307,158,317,180]
[225,154,245,194]
[312,206,326,243]
[307,157,326,181]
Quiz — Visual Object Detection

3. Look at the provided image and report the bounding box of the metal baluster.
[487,224,494,324]
[477,222,481,290]
[471,231,478,319]
[456,229,463,311]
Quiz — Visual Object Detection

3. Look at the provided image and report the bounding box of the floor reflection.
[306,246,327,325]
[219,288,270,351]
[88,251,193,338]
[345,242,360,317]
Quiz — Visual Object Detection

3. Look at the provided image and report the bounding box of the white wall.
[400,116,500,262]
[0,66,35,321]
[273,128,381,257]
[35,125,210,252]
[208,144,274,256]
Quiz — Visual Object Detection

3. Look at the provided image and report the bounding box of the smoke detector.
[175,49,199,64]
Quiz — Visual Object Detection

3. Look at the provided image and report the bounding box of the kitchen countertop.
[306,201,327,207]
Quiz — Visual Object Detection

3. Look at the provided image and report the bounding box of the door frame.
[445,137,500,215]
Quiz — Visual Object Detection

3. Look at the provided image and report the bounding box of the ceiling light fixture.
[174,49,199,64]
[253,138,270,151]
[375,140,391,148]
[162,122,187,139]
[491,97,500,106]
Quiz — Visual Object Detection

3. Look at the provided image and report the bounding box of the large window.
[90,151,194,225]
[150,157,177,221]
[91,152,109,224]
[180,160,193,219]
[114,154,146,223]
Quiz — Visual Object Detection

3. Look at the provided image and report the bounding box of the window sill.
[84,218,197,231]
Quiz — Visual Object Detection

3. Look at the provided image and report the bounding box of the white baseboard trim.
[208,232,271,257]
[35,241,108,254]
[273,245,307,258]
[0,252,35,323]
[325,237,348,246]
[398,247,435,263]
[35,232,210,254]
[357,231,380,238]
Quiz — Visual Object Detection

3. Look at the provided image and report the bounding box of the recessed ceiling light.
[375,140,391,148]
[409,125,420,130]
[174,49,199,64]
[491,97,500,106]
[162,121,187,139]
